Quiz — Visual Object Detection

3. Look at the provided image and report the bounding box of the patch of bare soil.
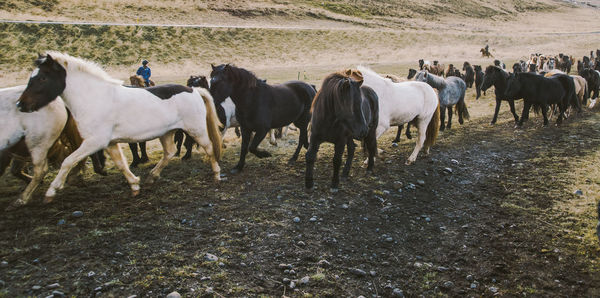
[1,89,599,296]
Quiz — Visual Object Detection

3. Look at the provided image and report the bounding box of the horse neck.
[489,70,506,89]
[426,74,446,89]
[61,71,118,121]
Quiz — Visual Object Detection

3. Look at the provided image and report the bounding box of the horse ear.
[345,69,352,76]
[211,63,215,70]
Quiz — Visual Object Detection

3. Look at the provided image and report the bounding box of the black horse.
[481,66,520,125]
[579,68,600,101]
[407,68,417,80]
[512,62,523,73]
[463,62,475,88]
[209,64,314,173]
[505,72,578,127]
[305,70,378,192]
[474,65,484,100]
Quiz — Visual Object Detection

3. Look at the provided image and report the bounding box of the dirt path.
[0,91,599,296]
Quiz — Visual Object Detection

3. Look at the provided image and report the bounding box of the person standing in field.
[136,59,152,87]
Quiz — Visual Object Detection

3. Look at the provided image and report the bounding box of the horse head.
[317,71,368,139]
[129,75,145,87]
[407,68,417,80]
[17,54,66,113]
[187,75,209,89]
[209,64,235,104]
[481,65,503,92]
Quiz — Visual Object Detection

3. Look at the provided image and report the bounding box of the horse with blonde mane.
[16,52,223,203]
[357,66,440,165]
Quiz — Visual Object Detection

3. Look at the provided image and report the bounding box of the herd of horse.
[1,50,600,215]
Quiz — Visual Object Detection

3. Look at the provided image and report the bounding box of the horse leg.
[406,123,412,139]
[393,125,403,143]
[341,139,356,179]
[289,121,309,164]
[304,137,321,190]
[491,99,502,124]
[10,159,32,183]
[182,132,195,160]
[447,105,454,129]
[6,147,49,210]
[187,129,221,182]
[541,104,550,127]
[406,119,427,165]
[0,150,12,178]
[330,139,346,192]
[91,150,107,176]
[518,102,532,127]
[44,139,121,202]
[232,127,252,173]
[105,144,141,196]
[508,100,519,123]
[439,106,447,131]
[174,129,183,157]
[128,142,141,168]
[268,129,278,146]
[139,142,149,163]
[248,128,271,158]
[146,131,177,184]
[365,130,377,173]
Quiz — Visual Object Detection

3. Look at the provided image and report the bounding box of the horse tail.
[456,95,470,120]
[197,88,223,161]
[424,101,440,149]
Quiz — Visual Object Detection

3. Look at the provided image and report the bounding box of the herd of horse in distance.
[1,48,600,224]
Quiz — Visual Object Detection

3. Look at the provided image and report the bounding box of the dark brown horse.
[305,70,378,192]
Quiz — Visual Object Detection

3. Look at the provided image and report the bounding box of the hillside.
[0,0,598,85]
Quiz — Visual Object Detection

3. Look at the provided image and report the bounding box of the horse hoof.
[140,157,149,163]
[230,167,242,174]
[254,151,272,158]
[131,189,140,197]
[287,159,297,165]
[5,201,24,211]
[405,160,414,165]
[43,196,55,204]
[145,176,156,184]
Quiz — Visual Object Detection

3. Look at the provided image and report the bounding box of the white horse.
[1,86,67,209]
[16,52,223,202]
[357,66,440,164]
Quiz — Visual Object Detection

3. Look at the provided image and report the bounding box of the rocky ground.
[1,88,599,296]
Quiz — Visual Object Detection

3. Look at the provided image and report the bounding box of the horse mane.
[44,51,123,85]
[419,71,446,89]
[357,65,394,85]
[311,71,354,120]
[129,75,145,87]
[485,65,506,75]
[224,64,259,90]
